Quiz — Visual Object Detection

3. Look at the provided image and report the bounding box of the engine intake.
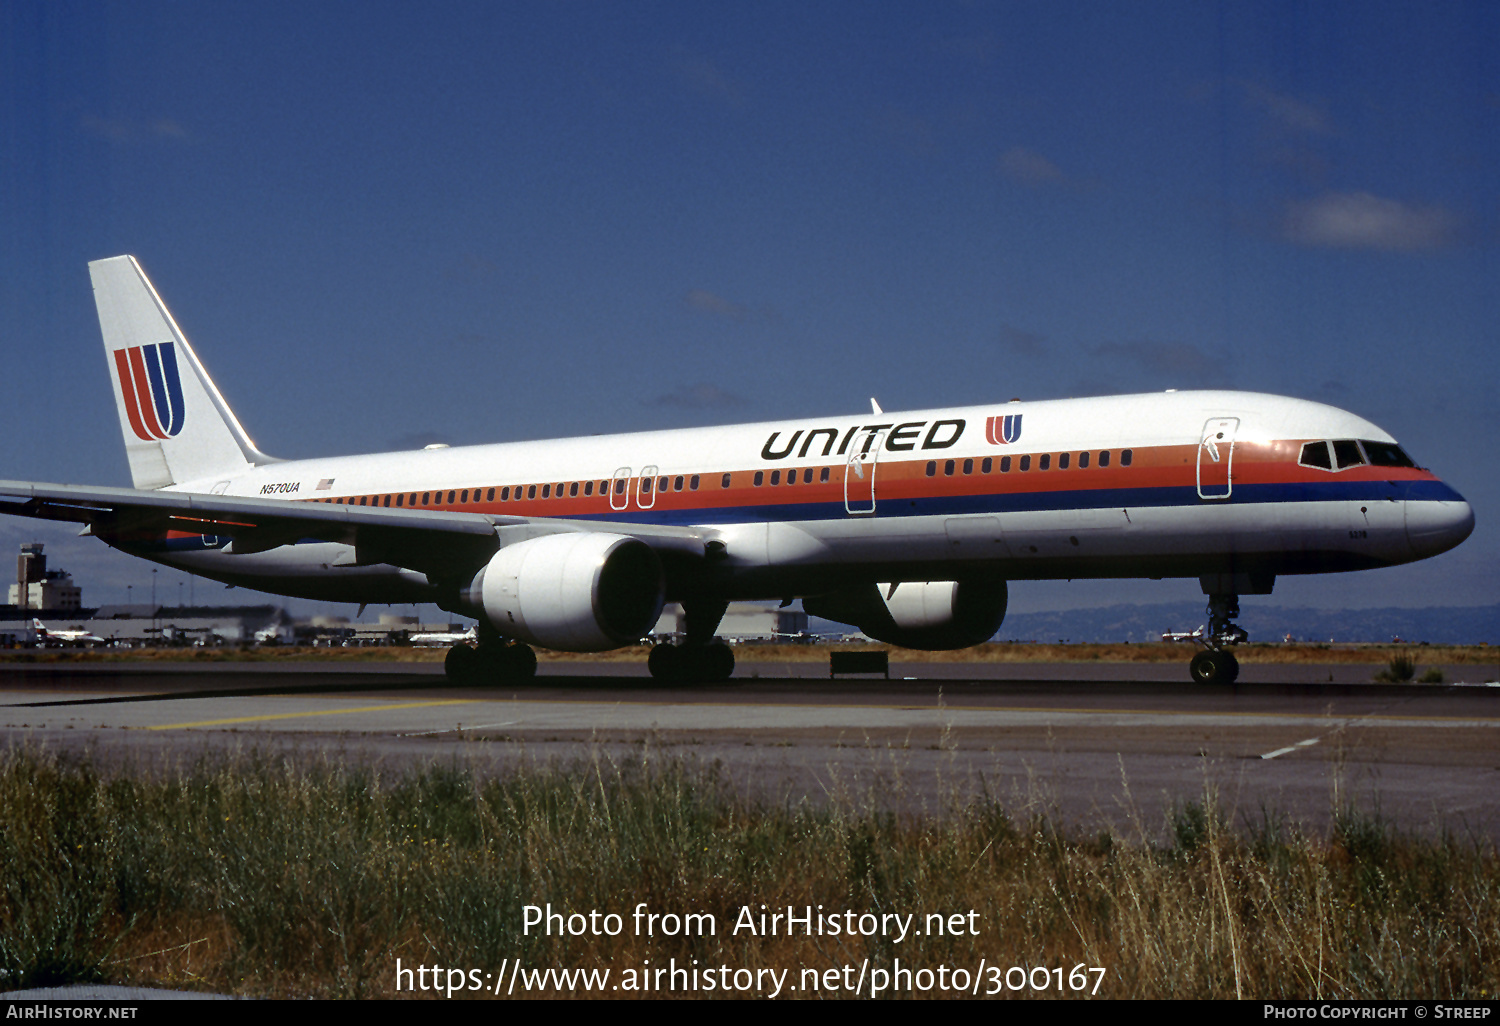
[805,579,1007,650]
[465,533,664,651]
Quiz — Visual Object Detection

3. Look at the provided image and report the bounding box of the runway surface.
[2,658,1497,841]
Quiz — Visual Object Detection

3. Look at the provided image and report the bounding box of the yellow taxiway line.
[147,699,473,730]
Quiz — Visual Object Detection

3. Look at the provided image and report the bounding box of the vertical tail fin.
[89,255,277,489]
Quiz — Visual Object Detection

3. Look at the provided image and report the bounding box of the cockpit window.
[1299,441,1332,470]
[1332,439,1365,469]
[1361,440,1416,468]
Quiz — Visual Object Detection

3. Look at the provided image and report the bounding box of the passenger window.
[615,479,626,495]
[770,470,781,485]
[722,474,731,488]
[447,490,456,504]
[641,479,651,494]
[982,457,992,474]
[1039,454,1050,471]
[944,460,955,476]
[691,476,700,490]
[820,467,830,483]
[583,482,593,496]
[754,471,764,486]
[1000,456,1011,473]
[396,494,404,506]
[1058,453,1070,470]
[570,482,579,497]
[926,461,937,477]
[501,487,510,500]
[1333,440,1365,469]
[383,495,391,507]
[487,488,495,501]
[460,490,468,503]
[674,476,683,491]
[527,485,537,499]
[422,492,430,505]
[542,484,551,498]
[659,477,669,491]
[1020,455,1031,472]
[804,468,813,484]
[1098,451,1110,468]
[1121,449,1133,467]
[409,493,417,505]
[1078,451,1090,469]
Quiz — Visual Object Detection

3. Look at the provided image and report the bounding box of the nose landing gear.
[1186,592,1247,684]
[1166,574,1273,684]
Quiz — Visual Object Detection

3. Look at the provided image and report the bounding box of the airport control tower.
[8,543,82,611]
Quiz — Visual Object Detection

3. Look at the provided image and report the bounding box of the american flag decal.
[985,413,1022,445]
[114,342,185,441]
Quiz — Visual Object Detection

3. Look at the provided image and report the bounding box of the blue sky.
[2,1,1495,620]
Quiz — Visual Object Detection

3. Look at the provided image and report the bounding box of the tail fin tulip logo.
[985,414,1021,445]
[114,342,185,440]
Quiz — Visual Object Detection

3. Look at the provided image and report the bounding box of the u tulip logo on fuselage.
[114,342,186,441]
[986,414,1021,445]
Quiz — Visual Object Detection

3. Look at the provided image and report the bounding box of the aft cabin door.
[844,428,885,515]
[1196,417,1239,500]
[610,467,631,511]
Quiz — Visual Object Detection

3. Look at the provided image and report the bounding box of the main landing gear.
[444,637,537,686]
[647,597,735,683]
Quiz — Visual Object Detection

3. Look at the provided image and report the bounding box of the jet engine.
[804,579,1007,650]
[463,533,664,651]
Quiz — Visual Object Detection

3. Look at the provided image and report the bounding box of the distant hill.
[992,602,1500,645]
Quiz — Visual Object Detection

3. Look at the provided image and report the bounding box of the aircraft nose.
[1405,492,1475,560]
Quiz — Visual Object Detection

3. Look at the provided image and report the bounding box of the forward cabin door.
[844,428,885,514]
[1196,417,1239,500]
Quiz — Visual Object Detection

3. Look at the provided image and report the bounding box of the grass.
[0,745,1494,999]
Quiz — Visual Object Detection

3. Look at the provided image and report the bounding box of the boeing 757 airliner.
[0,257,1474,683]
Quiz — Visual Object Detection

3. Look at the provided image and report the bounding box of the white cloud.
[1240,82,1334,136]
[685,289,748,320]
[646,383,748,410]
[79,114,189,142]
[1280,192,1459,251]
[997,146,1064,186]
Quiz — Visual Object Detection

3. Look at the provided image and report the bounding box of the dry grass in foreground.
[0,746,1494,999]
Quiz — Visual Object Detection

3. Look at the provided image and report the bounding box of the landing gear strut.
[647,597,735,683]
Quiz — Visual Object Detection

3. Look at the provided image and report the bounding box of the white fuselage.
[126,390,1472,606]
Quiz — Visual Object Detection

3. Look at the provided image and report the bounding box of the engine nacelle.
[464,533,664,651]
[804,579,1007,650]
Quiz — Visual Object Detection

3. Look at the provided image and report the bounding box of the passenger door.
[1196,417,1239,500]
[844,429,885,514]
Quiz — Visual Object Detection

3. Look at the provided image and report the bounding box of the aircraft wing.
[0,481,710,582]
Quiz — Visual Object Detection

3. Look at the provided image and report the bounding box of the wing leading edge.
[0,481,709,584]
